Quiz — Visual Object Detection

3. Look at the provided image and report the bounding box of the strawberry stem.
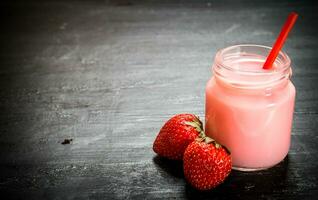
[185,117,226,150]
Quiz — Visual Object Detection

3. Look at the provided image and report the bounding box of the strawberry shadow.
[184,156,291,199]
[153,155,184,179]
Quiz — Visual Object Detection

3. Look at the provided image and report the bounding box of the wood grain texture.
[0,0,317,199]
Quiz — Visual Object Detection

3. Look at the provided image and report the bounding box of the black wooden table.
[1,0,317,199]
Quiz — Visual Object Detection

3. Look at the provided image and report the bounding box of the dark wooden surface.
[0,0,317,199]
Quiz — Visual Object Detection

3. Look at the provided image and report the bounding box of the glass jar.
[205,44,295,171]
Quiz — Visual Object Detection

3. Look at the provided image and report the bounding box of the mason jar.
[205,44,295,171]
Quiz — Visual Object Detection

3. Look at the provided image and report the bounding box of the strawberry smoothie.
[205,45,295,171]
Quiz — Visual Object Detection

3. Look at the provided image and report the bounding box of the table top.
[0,0,317,199]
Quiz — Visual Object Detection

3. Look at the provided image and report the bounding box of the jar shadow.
[184,156,291,199]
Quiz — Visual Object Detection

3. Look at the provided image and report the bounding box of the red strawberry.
[183,136,232,191]
[153,114,203,160]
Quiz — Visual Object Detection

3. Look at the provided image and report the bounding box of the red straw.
[263,12,298,69]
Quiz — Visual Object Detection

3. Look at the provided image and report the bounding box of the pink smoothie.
[205,52,295,171]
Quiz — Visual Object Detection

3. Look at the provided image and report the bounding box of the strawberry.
[183,135,232,191]
[153,114,203,160]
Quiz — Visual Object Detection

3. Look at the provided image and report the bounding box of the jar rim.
[215,44,291,75]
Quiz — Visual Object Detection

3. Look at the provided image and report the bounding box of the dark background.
[0,0,317,199]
